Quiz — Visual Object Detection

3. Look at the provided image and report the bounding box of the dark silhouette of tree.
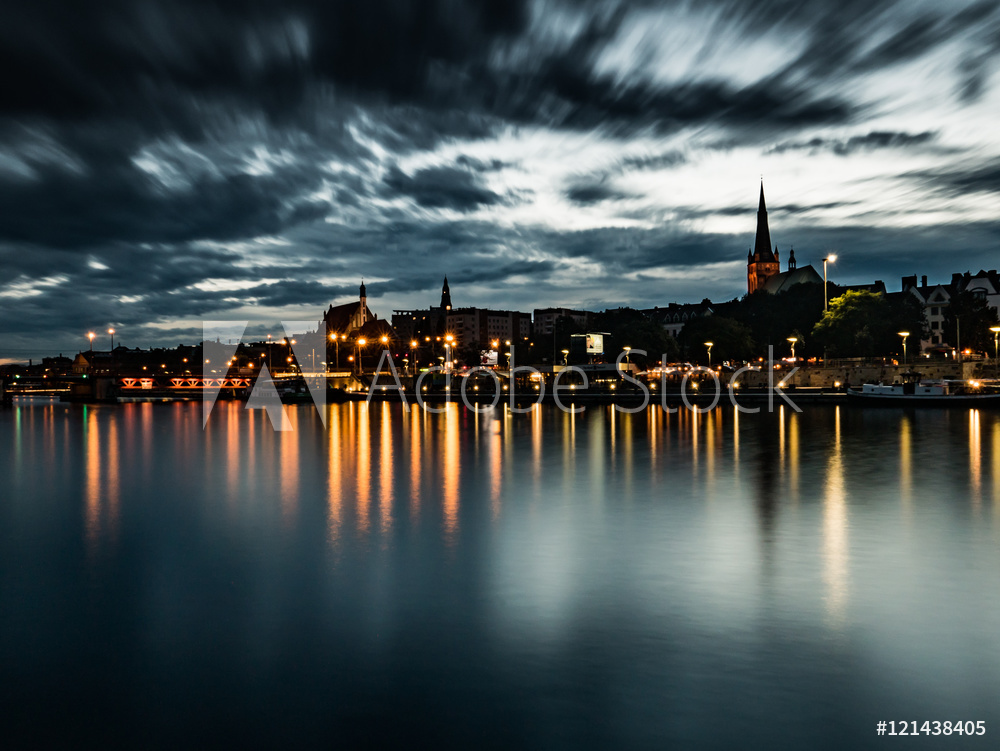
[677,316,755,364]
[812,290,926,357]
[590,308,679,366]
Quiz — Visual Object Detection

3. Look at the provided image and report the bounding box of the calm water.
[2,399,999,749]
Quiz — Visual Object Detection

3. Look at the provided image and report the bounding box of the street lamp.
[87,332,95,351]
[823,254,838,312]
[623,345,632,371]
[330,332,342,370]
[108,327,115,351]
[990,326,1000,375]
[704,341,713,368]
[898,331,910,365]
[357,337,367,374]
[787,336,797,360]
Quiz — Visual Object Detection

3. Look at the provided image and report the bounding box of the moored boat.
[847,378,1000,406]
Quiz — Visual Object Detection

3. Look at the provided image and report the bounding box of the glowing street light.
[443,334,455,372]
[107,327,116,351]
[357,337,367,374]
[898,331,910,365]
[990,326,1000,375]
[787,336,798,360]
[704,341,713,368]
[87,332,95,351]
[823,254,837,312]
[623,345,632,370]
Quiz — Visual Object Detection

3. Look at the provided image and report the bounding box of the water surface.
[2,400,999,748]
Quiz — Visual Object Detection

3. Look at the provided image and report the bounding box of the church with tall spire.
[744,183,822,295]
[746,182,781,294]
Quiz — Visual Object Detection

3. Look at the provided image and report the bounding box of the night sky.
[2,0,999,360]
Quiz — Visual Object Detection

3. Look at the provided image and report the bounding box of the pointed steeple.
[440,276,452,310]
[788,247,796,270]
[359,278,367,299]
[753,182,775,262]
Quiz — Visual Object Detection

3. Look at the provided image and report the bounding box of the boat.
[847,375,1000,406]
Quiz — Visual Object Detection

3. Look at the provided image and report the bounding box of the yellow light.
[381,335,388,343]
[411,340,418,348]
[445,334,454,342]
[358,338,367,346]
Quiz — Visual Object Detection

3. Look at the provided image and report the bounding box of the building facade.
[532,308,592,336]
[446,308,531,349]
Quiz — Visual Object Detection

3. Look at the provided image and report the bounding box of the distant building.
[447,308,531,350]
[322,281,373,338]
[901,270,1000,349]
[642,301,714,338]
[532,307,592,336]
[743,183,825,295]
[391,277,453,343]
[759,260,823,294]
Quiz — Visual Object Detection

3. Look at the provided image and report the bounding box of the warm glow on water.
[2,399,1000,748]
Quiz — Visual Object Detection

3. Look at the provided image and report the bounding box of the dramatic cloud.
[1,0,1000,358]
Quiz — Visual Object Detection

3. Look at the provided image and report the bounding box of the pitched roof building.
[322,281,373,336]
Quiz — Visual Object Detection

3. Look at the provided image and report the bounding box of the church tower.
[440,276,452,311]
[359,280,368,326]
[746,183,780,294]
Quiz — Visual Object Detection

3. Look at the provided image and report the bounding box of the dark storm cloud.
[382,165,503,211]
[768,131,939,156]
[565,179,631,205]
[0,154,329,248]
[908,158,1000,196]
[620,151,687,171]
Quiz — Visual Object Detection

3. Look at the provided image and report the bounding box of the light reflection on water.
[2,399,1000,749]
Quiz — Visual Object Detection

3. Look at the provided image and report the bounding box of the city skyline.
[3,1,1000,361]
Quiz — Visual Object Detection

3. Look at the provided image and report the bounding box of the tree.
[943,291,1000,353]
[812,290,926,358]
[677,315,754,364]
[730,282,825,358]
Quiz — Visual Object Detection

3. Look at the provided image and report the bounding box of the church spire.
[440,276,452,310]
[753,182,775,262]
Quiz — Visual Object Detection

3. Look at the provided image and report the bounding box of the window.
[931,306,939,315]
[931,321,939,329]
